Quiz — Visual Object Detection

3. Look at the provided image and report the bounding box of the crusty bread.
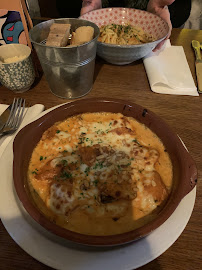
[70,26,94,46]
[46,23,71,47]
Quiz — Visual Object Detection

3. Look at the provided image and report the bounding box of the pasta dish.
[98,23,155,45]
[28,112,172,236]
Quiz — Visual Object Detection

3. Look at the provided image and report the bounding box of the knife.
[192,40,202,94]
[0,103,12,131]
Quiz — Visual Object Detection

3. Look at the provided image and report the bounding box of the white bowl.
[80,8,169,65]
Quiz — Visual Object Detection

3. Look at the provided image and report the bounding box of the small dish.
[0,44,35,93]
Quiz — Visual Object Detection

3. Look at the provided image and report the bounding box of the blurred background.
[26,0,202,29]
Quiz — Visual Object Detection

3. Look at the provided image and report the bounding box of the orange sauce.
[28,112,173,235]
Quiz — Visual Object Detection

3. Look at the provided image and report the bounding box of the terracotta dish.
[13,98,197,246]
[79,8,169,65]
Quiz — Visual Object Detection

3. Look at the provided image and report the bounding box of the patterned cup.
[0,44,35,93]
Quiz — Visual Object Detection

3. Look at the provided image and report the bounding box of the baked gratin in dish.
[13,98,197,246]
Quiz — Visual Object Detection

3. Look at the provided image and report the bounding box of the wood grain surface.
[0,28,201,270]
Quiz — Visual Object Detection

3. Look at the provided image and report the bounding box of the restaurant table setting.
[0,8,202,270]
[0,100,197,270]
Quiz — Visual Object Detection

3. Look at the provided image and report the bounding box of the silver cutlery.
[0,98,25,137]
[191,40,202,94]
[0,103,13,131]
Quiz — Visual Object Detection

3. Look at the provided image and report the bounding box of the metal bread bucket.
[29,18,100,99]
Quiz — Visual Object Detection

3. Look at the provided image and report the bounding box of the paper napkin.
[0,103,45,159]
[143,40,199,96]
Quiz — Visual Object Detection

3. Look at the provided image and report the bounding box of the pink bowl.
[80,8,169,65]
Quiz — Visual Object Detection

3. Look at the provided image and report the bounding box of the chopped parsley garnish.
[40,156,43,161]
[134,34,141,42]
[61,159,68,166]
[32,168,38,175]
[132,139,140,145]
[93,162,104,170]
[78,137,85,144]
[96,129,101,134]
[93,179,99,186]
[124,25,132,34]
[84,167,90,176]
[126,162,131,166]
[93,163,99,170]
[61,171,72,179]
[117,165,121,170]
[56,130,61,133]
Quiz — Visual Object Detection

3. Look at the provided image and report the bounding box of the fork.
[0,98,25,137]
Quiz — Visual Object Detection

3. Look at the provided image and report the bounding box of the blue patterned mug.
[0,44,35,93]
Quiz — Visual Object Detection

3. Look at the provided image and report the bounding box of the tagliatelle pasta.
[98,23,155,45]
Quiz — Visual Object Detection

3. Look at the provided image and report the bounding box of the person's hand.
[147,0,175,50]
[80,0,102,16]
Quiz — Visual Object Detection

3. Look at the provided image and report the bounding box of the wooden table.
[0,28,201,270]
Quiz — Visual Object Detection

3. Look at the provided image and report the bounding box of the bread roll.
[70,26,94,46]
[46,23,71,47]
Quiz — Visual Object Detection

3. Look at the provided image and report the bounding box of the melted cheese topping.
[28,112,173,235]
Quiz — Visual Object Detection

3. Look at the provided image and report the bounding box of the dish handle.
[181,146,197,198]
